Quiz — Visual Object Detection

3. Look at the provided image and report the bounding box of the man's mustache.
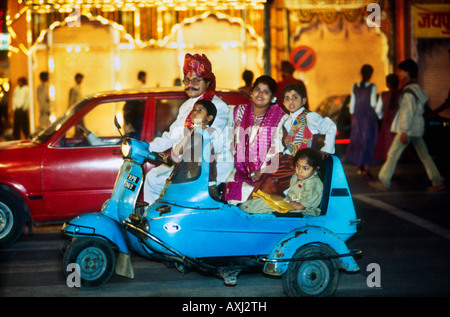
[185,87,200,92]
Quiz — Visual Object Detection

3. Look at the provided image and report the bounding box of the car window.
[32,100,89,144]
[58,99,145,147]
[154,98,185,137]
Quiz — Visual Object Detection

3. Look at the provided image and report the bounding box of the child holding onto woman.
[240,148,323,216]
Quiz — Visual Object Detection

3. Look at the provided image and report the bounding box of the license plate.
[124,181,136,191]
[127,174,140,183]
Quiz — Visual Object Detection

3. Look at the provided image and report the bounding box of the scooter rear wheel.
[63,238,116,288]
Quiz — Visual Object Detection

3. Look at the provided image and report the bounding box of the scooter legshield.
[103,160,144,222]
[62,213,129,254]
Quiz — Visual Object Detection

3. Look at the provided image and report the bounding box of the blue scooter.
[62,118,361,296]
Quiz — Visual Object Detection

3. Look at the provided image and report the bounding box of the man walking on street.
[369,59,445,192]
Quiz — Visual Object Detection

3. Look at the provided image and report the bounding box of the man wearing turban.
[143,53,233,204]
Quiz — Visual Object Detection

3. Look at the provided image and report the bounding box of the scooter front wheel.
[63,238,116,288]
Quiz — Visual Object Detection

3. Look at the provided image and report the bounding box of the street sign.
[290,46,316,71]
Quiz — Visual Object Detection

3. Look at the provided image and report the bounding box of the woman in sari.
[223,75,286,204]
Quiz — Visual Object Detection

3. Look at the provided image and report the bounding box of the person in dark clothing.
[344,64,378,179]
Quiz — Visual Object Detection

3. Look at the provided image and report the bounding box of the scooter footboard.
[62,213,129,254]
[262,226,360,276]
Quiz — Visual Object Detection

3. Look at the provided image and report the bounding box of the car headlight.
[121,138,132,158]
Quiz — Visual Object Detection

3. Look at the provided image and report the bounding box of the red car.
[0,88,249,248]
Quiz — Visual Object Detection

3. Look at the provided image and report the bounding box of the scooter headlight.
[121,138,132,158]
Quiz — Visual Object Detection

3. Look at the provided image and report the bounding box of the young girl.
[240,148,323,216]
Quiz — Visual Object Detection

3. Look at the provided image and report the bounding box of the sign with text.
[412,4,450,38]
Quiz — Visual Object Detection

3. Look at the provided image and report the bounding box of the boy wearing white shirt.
[370,59,445,192]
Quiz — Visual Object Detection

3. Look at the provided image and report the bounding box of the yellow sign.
[412,4,450,38]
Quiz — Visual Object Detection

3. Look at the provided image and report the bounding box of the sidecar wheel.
[282,244,339,297]
[63,238,116,288]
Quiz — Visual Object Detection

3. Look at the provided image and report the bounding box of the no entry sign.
[290,46,316,71]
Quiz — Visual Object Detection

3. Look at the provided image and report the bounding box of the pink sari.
[223,103,285,202]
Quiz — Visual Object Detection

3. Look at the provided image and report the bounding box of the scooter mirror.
[114,115,123,137]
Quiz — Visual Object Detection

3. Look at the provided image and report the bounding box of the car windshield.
[31,100,90,143]
[169,131,204,184]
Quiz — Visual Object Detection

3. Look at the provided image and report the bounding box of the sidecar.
[125,130,360,297]
[63,129,360,296]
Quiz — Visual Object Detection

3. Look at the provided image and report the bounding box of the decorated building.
[2,0,449,133]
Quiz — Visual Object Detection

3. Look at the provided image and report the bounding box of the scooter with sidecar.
[62,120,361,297]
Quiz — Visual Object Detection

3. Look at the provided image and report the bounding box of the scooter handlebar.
[124,138,173,167]
[151,152,174,167]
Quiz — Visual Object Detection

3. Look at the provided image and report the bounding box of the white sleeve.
[349,84,356,115]
[148,98,194,153]
[307,111,337,154]
[210,95,230,132]
[397,93,415,134]
[375,95,383,119]
[370,84,377,109]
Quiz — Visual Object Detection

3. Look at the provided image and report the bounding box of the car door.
[42,98,147,220]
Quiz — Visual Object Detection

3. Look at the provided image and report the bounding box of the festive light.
[22,0,266,11]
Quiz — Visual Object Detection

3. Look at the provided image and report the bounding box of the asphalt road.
[0,160,449,301]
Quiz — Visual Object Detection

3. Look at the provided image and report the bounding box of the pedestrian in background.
[369,59,445,192]
[276,61,308,110]
[12,77,30,140]
[344,64,378,179]
[37,71,51,130]
[238,69,253,98]
[68,73,84,107]
[373,73,400,161]
[135,71,147,88]
[0,80,10,138]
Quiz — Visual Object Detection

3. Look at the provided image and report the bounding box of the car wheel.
[0,191,26,249]
[63,238,116,288]
[282,244,339,297]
